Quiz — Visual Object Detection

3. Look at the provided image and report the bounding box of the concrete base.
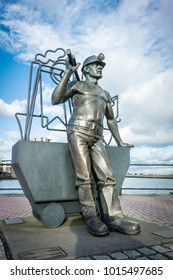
[0,215,172,260]
[12,140,130,228]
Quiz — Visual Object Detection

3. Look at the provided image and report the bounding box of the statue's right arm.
[51,63,80,105]
[51,69,73,105]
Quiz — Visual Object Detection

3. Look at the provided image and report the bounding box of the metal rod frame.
[15,48,120,144]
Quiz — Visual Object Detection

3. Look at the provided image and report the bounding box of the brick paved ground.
[76,243,173,260]
[120,195,173,226]
[0,194,173,260]
[1,194,173,226]
[0,195,32,219]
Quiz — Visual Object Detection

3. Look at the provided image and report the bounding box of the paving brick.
[164,243,173,250]
[135,256,149,260]
[151,245,170,253]
[76,256,92,260]
[110,252,128,260]
[148,254,168,260]
[92,255,112,260]
[123,250,141,259]
[137,247,156,256]
[0,250,6,258]
[165,251,173,259]
[0,238,6,259]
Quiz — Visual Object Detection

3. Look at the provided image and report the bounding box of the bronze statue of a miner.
[52,52,141,236]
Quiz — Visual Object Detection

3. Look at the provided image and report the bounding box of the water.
[0,178,173,195]
[0,179,23,195]
[122,177,173,195]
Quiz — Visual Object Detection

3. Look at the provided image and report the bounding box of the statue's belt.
[68,120,103,133]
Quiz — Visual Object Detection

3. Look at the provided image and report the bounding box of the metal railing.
[1,186,172,195]
[1,177,173,195]
[122,187,173,195]
[121,163,173,195]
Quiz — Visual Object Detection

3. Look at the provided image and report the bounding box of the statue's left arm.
[105,92,134,148]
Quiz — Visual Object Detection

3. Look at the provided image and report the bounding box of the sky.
[0,0,173,167]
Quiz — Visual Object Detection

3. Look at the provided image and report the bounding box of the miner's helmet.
[81,53,106,73]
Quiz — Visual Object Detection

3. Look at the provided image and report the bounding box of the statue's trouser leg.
[67,129,109,236]
[77,185,109,236]
[98,185,123,219]
[90,140,141,235]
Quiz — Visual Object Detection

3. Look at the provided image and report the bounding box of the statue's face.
[87,63,103,79]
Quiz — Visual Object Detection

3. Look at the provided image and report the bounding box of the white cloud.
[0,0,173,163]
[130,145,173,164]
[0,139,12,159]
[0,130,20,159]
[5,130,20,139]
[119,68,173,146]
[0,0,169,62]
[0,98,27,117]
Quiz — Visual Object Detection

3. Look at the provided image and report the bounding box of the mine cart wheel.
[40,202,65,228]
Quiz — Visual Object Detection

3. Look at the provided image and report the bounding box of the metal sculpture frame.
[15,48,120,144]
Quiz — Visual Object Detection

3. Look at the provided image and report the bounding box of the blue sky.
[0,0,173,165]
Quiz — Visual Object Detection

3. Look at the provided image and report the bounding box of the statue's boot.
[99,185,141,235]
[78,185,109,237]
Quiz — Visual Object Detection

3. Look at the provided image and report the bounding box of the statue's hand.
[69,62,81,73]
[66,58,80,74]
[120,143,134,148]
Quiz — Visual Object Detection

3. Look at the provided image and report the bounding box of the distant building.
[31,136,51,142]
[0,160,15,178]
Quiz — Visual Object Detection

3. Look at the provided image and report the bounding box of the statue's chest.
[72,84,107,106]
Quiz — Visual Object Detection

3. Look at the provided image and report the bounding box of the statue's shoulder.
[102,89,111,102]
